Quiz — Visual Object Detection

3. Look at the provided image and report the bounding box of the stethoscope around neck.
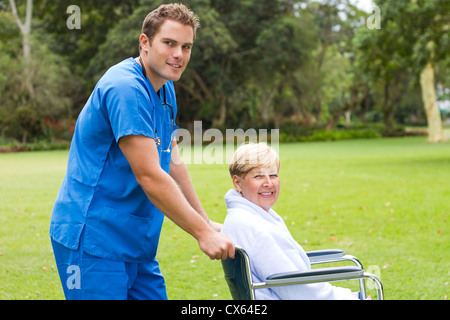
[139,57,174,153]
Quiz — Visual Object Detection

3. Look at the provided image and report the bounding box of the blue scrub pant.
[51,238,167,300]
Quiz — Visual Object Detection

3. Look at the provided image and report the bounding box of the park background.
[0,0,449,300]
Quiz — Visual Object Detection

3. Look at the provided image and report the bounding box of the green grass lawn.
[0,137,449,300]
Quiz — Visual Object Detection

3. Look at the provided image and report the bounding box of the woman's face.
[233,165,280,212]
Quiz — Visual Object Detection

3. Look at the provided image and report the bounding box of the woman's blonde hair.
[229,143,280,178]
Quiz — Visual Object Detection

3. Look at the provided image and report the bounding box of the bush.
[278,125,383,143]
[0,138,71,153]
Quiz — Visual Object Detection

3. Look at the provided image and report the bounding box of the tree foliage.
[0,0,448,144]
[353,0,449,141]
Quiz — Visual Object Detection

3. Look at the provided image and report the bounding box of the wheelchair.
[222,246,384,300]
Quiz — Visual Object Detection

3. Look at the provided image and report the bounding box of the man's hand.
[198,229,235,260]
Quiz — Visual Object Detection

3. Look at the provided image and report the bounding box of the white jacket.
[222,189,359,300]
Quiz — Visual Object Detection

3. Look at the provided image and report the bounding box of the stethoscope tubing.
[139,57,174,153]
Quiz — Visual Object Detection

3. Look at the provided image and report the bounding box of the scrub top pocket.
[83,206,164,262]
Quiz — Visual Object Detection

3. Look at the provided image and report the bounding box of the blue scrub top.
[50,58,178,263]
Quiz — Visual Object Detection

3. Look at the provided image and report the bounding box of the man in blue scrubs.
[49,4,234,300]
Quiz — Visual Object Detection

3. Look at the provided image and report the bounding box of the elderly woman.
[221,143,360,300]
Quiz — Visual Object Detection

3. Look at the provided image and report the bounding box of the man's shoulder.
[99,58,141,88]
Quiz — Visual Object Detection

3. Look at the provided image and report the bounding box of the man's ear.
[139,33,151,53]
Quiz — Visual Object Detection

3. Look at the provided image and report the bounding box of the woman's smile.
[233,165,280,212]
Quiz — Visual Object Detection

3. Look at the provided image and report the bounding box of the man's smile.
[167,62,182,69]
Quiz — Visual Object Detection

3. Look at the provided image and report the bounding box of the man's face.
[141,19,194,90]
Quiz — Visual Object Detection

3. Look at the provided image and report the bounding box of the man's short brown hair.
[141,3,200,45]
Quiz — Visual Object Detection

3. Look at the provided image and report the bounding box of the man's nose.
[172,46,183,59]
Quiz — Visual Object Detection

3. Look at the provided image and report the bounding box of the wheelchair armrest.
[306,249,346,263]
[265,266,364,286]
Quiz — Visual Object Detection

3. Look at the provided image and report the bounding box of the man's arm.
[118,135,234,260]
[169,141,222,232]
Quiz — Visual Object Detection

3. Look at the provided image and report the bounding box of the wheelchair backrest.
[221,246,254,300]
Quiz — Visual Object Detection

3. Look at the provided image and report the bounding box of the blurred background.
[0,0,448,149]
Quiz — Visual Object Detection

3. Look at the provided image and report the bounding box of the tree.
[9,0,31,59]
[412,0,449,142]
[1,3,75,142]
[8,0,34,100]
[254,12,317,128]
[288,0,373,130]
[189,0,293,128]
[355,0,448,142]
[33,0,140,115]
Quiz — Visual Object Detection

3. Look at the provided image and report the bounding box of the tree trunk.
[9,0,32,60]
[212,96,227,128]
[260,83,280,125]
[419,62,446,143]
[10,0,34,98]
[382,83,394,136]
